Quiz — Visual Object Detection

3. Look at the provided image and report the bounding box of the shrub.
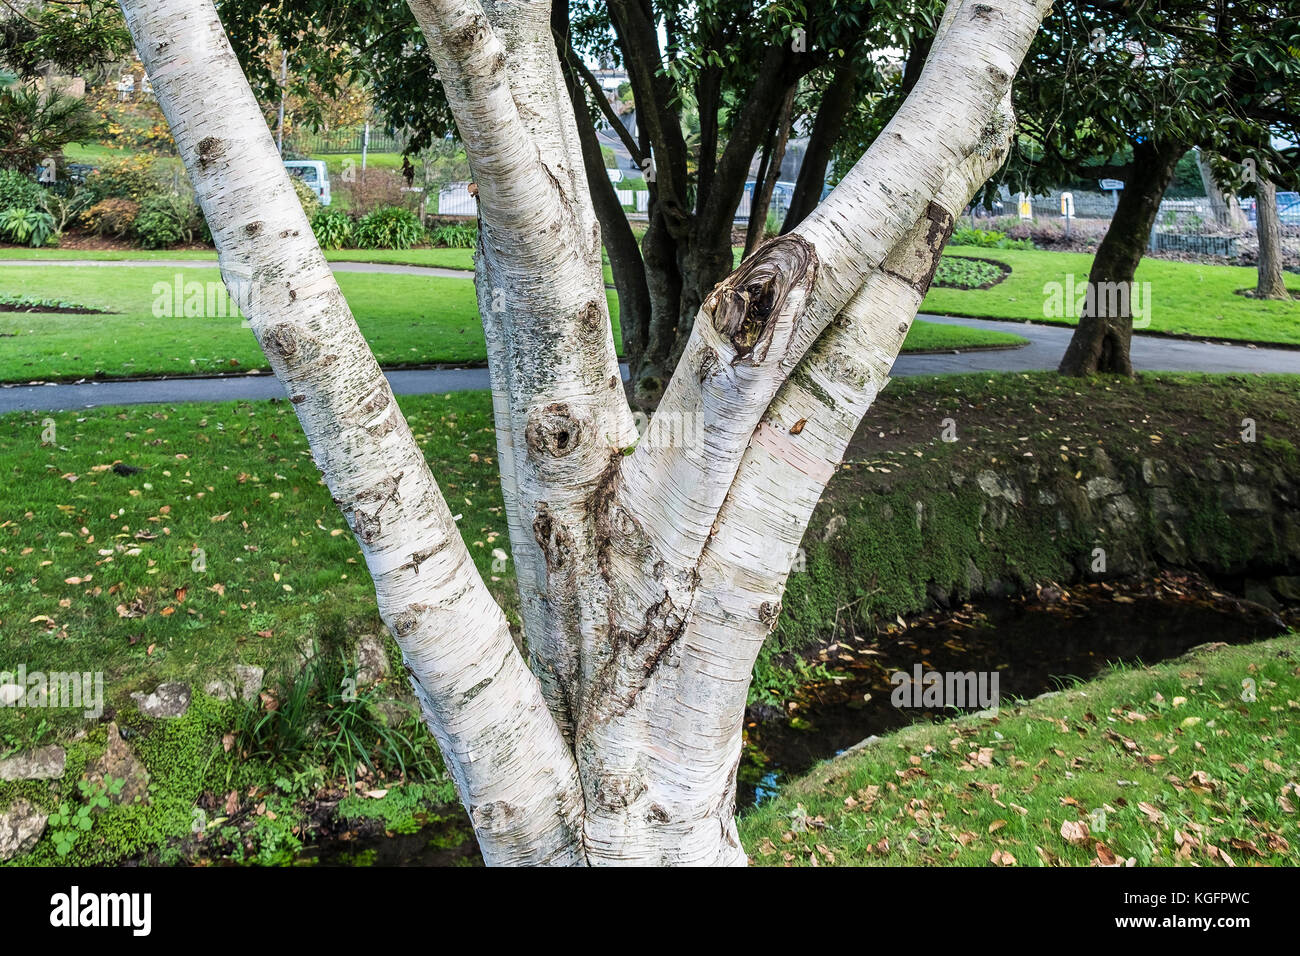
[81,198,140,238]
[0,207,56,247]
[289,175,321,219]
[38,186,92,235]
[949,226,1034,250]
[426,221,476,248]
[132,194,193,248]
[85,155,161,203]
[0,168,44,212]
[311,208,354,250]
[354,205,424,250]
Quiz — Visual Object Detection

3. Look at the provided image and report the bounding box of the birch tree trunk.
[118,0,1050,865]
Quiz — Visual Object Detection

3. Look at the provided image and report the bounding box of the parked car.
[284,159,331,206]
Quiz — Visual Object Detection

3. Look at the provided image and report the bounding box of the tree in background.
[0,1,127,170]
[1008,0,1300,376]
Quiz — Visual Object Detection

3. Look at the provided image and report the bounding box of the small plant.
[933,256,1004,289]
[39,186,92,235]
[311,208,355,250]
[0,206,56,246]
[47,777,123,857]
[132,193,201,248]
[426,221,476,249]
[81,197,140,237]
[289,175,321,219]
[354,205,424,250]
[949,226,1034,250]
[224,650,440,786]
[748,648,845,708]
[0,168,44,212]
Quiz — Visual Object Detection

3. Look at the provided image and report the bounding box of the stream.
[294,573,1290,864]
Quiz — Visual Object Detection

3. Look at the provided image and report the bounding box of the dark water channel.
[738,577,1289,807]
[291,577,1288,863]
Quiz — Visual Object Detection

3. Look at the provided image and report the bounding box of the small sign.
[1060,192,1075,218]
[1100,179,1124,191]
[1018,192,1032,220]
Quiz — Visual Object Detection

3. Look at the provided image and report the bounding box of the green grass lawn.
[0,246,479,270]
[0,265,619,381]
[0,263,1023,382]
[0,392,512,743]
[924,248,1300,346]
[740,635,1300,866]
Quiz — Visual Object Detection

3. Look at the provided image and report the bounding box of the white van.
[284,160,331,206]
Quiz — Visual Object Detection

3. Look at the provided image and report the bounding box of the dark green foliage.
[354,205,424,249]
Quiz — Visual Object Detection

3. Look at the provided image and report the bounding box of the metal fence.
[289,126,406,155]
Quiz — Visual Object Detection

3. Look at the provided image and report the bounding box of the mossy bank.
[773,373,1300,660]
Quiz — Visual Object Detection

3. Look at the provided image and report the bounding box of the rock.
[965,558,984,595]
[0,744,66,781]
[1223,483,1269,515]
[1244,580,1282,612]
[1271,576,1300,602]
[234,665,264,700]
[356,635,390,688]
[84,723,149,806]
[1141,458,1171,486]
[977,470,1021,504]
[203,679,235,701]
[1036,488,1058,506]
[1091,447,1117,478]
[131,681,191,718]
[0,800,46,860]
[1155,519,1188,564]
[844,735,882,754]
[373,698,416,726]
[1085,476,1124,500]
[1102,494,1139,530]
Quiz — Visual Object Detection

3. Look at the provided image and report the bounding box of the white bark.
[120,0,1050,865]
[116,0,586,866]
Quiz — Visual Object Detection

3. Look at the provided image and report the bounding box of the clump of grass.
[223,649,441,787]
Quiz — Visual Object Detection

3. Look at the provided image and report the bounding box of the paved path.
[3,313,1297,414]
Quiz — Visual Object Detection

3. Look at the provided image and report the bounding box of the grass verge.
[740,635,1300,866]
[923,249,1300,347]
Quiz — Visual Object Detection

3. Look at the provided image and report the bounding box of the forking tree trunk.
[1058,138,1184,377]
[118,0,1049,865]
[1255,165,1291,300]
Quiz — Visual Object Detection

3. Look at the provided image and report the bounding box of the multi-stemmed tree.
[116,0,1049,865]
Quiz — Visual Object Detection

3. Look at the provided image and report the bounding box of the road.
[3,313,1296,414]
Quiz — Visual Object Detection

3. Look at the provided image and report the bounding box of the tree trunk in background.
[1058,139,1184,377]
[553,2,653,376]
[745,87,795,258]
[1255,169,1291,300]
[1197,150,1247,231]
[124,0,1050,865]
[781,59,859,234]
